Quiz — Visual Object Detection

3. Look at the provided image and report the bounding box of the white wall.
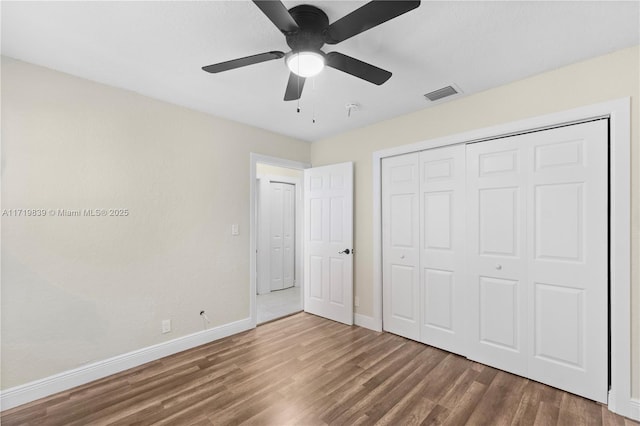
[0,57,310,389]
[311,45,640,397]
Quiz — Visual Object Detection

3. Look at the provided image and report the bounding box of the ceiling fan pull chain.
[296,60,301,113]
[312,78,316,123]
[297,59,301,113]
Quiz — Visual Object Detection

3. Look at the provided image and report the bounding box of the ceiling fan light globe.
[287,51,325,77]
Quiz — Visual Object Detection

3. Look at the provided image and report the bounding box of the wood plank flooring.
[2,313,637,425]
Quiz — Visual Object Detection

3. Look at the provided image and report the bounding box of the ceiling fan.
[202,1,421,101]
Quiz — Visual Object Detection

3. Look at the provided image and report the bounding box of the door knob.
[496,264,502,270]
[339,248,351,255]
[400,255,405,259]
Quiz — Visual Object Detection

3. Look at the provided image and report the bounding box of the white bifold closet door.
[269,182,295,291]
[382,144,466,350]
[382,119,608,404]
[382,153,421,340]
[419,145,466,354]
[466,119,608,403]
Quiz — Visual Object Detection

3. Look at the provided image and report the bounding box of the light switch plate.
[231,224,239,235]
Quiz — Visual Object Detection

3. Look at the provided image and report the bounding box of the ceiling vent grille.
[424,85,458,102]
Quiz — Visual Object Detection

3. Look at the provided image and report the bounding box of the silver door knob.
[496,264,502,270]
[400,255,405,259]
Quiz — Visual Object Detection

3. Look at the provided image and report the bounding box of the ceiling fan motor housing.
[285,5,329,54]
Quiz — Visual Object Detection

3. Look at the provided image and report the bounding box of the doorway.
[249,153,355,328]
[256,163,303,323]
[249,154,309,327]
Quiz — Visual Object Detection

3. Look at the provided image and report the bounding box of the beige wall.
[0,58,310,389]
[256,163,304,179]
[311,45,640,397]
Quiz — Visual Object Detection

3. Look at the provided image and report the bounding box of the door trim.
[249,154,311,328]
[372,98,633,418]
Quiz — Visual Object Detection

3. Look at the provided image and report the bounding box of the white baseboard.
[354,313,382,332]
[608,391,640,421]
[0,317,253,411]
[628,398,640,421]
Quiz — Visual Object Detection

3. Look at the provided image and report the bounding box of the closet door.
[467,120,608,402]
[282,183,295,289]
[466,139,529,376]
[382,153,420,340]
[269,182,285,291]
[526,120,608,403]
[419,145,466,354]
[269,182,295,291]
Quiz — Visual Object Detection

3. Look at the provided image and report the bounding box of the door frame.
[372,98,633,418]
[256,174,302,295]
[249,153,310,328]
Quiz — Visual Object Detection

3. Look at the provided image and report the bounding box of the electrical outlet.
[162,319,171,334]
[354,296,360,307]
[231,224,239,236]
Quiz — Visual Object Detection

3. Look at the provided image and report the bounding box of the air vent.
[424,85,459,102]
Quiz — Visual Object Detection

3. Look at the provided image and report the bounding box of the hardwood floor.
[2,313,637,425]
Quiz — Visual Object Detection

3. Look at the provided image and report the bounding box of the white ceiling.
[2,1,639,142]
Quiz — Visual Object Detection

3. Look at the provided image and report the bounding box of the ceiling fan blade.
[202,51,285,73]
[284,72,305,101]
[325,52,392,85]
[253,0,299,34]
[324,1,420,44]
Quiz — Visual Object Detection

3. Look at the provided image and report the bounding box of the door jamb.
[249,153,310,328]
[372,98,632,418]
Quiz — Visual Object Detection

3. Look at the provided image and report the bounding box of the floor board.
[2,313,637,425]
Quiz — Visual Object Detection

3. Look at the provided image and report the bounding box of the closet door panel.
[382,153,420,340]
[526,120,608,403]
[269,183,285,291]
[419,145,466,353]
[283,183,295,289]
[466,139,528,376]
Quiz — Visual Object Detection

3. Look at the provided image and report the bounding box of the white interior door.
[304,162,353,325]
[419,145,466,354]
[382,153,420,340]
[525,120,608,403]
